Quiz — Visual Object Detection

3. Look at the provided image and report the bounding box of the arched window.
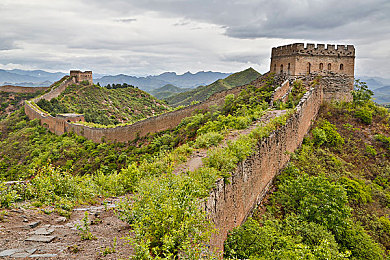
[319,63,323,70]
[280,64,283,73]
[328,63,331,70]
[287,63,291,75]
[340,64,344,70]
[307,62,311,74]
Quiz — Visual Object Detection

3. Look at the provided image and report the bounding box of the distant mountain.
[372,85,390,105]
[165,67,261,107]
[150,84,192,100]
[95,71,231,91]
[0,69,67,87]
[358,76,390,104]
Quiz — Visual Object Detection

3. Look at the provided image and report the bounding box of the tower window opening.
[340,64,344,70]
[319,63,323,70]
[328,63,332,70]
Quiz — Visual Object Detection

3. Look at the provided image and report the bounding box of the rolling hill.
[149,84,191,99]
[165,67,261,107]
[36,83,170,126]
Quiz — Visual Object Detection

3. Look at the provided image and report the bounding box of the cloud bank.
[0,0,388,77]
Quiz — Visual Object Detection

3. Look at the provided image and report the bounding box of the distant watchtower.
[70,70,93,85]
[270,43,355,77]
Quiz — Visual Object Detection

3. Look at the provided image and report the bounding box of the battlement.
[271,43,355,57]
[270,43,355,78]
[70,70,93,85]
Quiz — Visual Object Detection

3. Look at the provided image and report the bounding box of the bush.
[275,174,351,232]
[355,107,373,124]
[312,120,344,147]
[0,183,20,208]
[340,177,372,204]
[194,132,224,148]
[365,144,377,157]
[352,80,373,106]
[117,173,214,259]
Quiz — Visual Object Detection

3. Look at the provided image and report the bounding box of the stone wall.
[34,77,73,102]
[205,83,324,251]
[0,85,49,94]
[271,80,290,102]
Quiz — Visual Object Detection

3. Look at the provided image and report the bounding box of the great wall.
[20,43,355,251]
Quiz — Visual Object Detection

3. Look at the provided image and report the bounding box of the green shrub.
[312,120,344,147]
[355,107,373,124]
[365,144,377,157]
[352,80,373,106]
[117,173,215,259]
[275,174,351,232]
[194,132,224,148]
[340,177,372,204]
[0,183,20,208]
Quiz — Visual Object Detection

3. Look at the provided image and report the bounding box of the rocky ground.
[0,198,133,259]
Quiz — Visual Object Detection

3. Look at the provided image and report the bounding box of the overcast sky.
[0,0,389,77]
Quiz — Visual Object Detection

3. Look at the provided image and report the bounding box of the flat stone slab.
[30,227,55,235]
[0,248,37,257]
[25,235,56,243]
[29,254,58,258]
[12,252,31,258]
[26,221,41,229]
[0,249,20,257]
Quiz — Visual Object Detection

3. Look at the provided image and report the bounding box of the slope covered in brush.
[225,83,390,259]
[36,83,169,126]
[165,67,261,107]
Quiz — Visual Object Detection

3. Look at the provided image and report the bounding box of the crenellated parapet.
[270,43,355,79]
[271,43,355,57]
[70,70,93,85]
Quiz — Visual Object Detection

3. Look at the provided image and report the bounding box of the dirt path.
[0,198,133,259]
[173,109,287,175]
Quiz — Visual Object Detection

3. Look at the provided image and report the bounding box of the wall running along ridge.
[0,85,49,94]
[205,80,324,251]
[23,70,350,253]
[24,73,272,143]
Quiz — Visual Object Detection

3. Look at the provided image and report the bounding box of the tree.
[352,80,373,106]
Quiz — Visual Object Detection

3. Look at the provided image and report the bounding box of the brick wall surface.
[205,83,324,251]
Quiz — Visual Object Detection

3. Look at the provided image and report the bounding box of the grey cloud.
[116,18,137,23]
[0,0,389,77]
[91,0,389,40]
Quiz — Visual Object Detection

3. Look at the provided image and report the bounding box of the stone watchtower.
[270,43,355,77]
[70,70,93,85]
[270,43,355,101]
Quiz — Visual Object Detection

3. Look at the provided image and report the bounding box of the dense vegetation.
[0,91,42,120]
[166,67,261,107]
[36,83,169,126]
[225,82,390,259]
[1,74,280,258]
[3,75,388,259]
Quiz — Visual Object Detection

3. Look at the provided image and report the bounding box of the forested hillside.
[36,83,169,126]
[166,67,261,107]
[225,83,390,259]
[0,91,42,120]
